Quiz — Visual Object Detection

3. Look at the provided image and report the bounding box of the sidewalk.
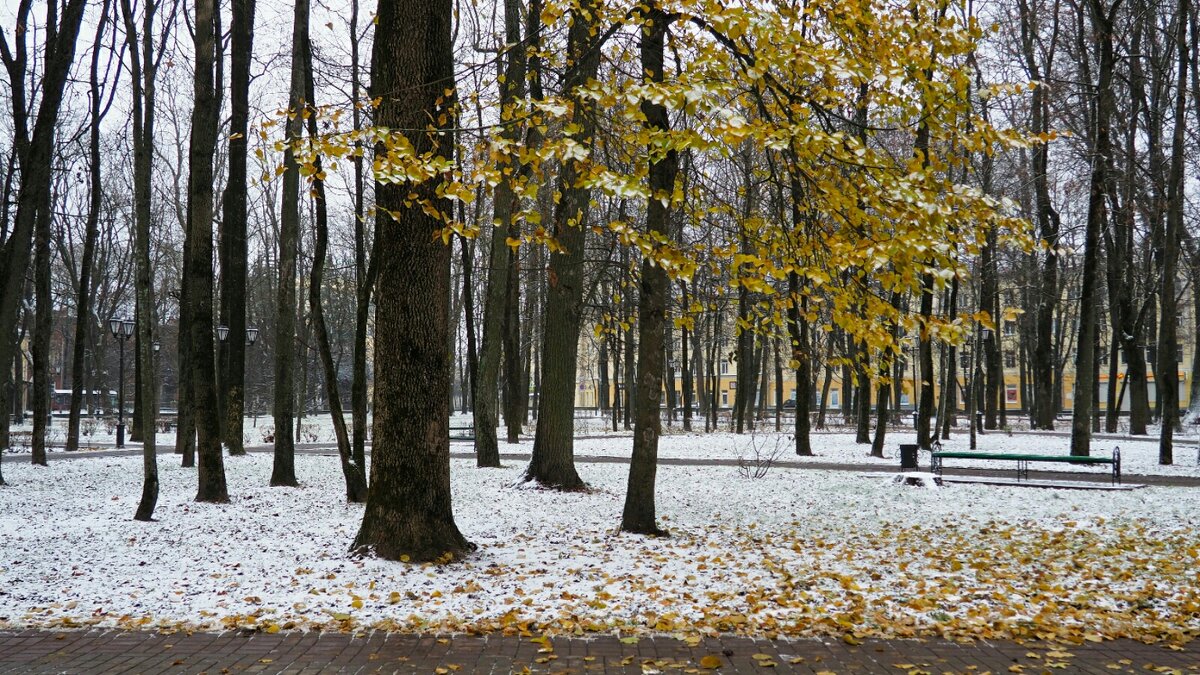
[0,629,1195,674]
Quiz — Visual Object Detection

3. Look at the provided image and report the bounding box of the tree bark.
[622,4,676,536]
[1070,0,1120,457]
[218,0,254,457]
[304,28,367,502]
[523,0,600,491]
[119,0,162,520]
[271,0,307,487]
[351,0,473,562]
[66,4,110,454]
[1157,0,1187,464]
[349,0,375,473]
[188,0,228,502]
[0,0,89,459]
[1018,0,1063,430]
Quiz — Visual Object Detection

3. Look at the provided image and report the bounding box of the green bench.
[449,425,475,442]
[931,446,1121,484]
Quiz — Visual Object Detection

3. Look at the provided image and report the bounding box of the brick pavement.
[0,630,1196,674]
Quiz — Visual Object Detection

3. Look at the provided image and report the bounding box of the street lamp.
[216,324,230,343]
[108,317,135,448]
[246,327,259,346]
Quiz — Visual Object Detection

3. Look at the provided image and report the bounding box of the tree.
[272,0,307,488]
[523,0,600,491]
[351,0,473,562]
[0,0,89,464]
[1017,0,1064,430]
[1070,0,1121,456]
[1157,0,1188,464]
[303,25,368,502]
[474,0,527,469]
[187,0,228,502]
[218,0,255,457]
[622,3,677,537]
[120,0,169,519]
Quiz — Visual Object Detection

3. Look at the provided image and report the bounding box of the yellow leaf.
[699,655,723,669]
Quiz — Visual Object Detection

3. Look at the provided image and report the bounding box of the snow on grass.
[1,451,1198,643]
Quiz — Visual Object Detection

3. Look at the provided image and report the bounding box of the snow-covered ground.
[8,412,1200,477]
[0,451,1197,644]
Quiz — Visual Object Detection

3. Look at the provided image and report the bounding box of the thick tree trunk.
[271,0,306,487]
[1071,0,1119,457]
[0,0,89,455]
[352,0,472,561]
[1158,0,1188,464]
[349,0,374,473]
[31,165,51,466]
[475,0,526,462]
[188,0,228,502]
[524,0,600,491]
[622,4,675,535]
[219,0,255,457]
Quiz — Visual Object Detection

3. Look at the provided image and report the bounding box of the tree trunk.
[1018,0,1062,430]
[67,2,109,452]
[271,0,306,487]
[351,0,472,561]
[476,0,526,463]
[188,0,228,502]
[1158,0,1188,464]
[119,0,161,520]
[30,147,52,466]
[349,0,375,473]
[680,283,692,431]
[788,274,812,456]
[621,4,675,536]
[0,0,89,460]
[1071,0,1119,457]
[304,28,367,502]
[523,0,600,491]
[219,0,255,457]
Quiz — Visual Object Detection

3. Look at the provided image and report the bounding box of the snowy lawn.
[12,413,1200,478]
[1,452,1198,645]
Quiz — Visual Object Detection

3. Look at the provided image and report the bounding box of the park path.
[0,629,1196,674]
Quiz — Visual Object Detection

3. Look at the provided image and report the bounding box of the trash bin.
[899,443,919,470]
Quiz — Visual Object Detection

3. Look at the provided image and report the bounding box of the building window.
[831,390,839,407]
[1004,351,1016,368]
[729,380,736,390]
[720,362,729,375]
[721,391,728,406]
[1003,320,1015,337]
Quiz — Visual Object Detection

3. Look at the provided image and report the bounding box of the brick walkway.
[0,630,1195,674]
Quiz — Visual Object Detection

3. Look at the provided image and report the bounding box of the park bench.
[449,425,475,442]
[931,446,1121,484]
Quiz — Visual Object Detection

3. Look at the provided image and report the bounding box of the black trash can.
[899,443,919,470]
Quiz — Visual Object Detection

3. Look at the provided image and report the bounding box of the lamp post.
[109,318,135,448]
[241,327,260,426]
